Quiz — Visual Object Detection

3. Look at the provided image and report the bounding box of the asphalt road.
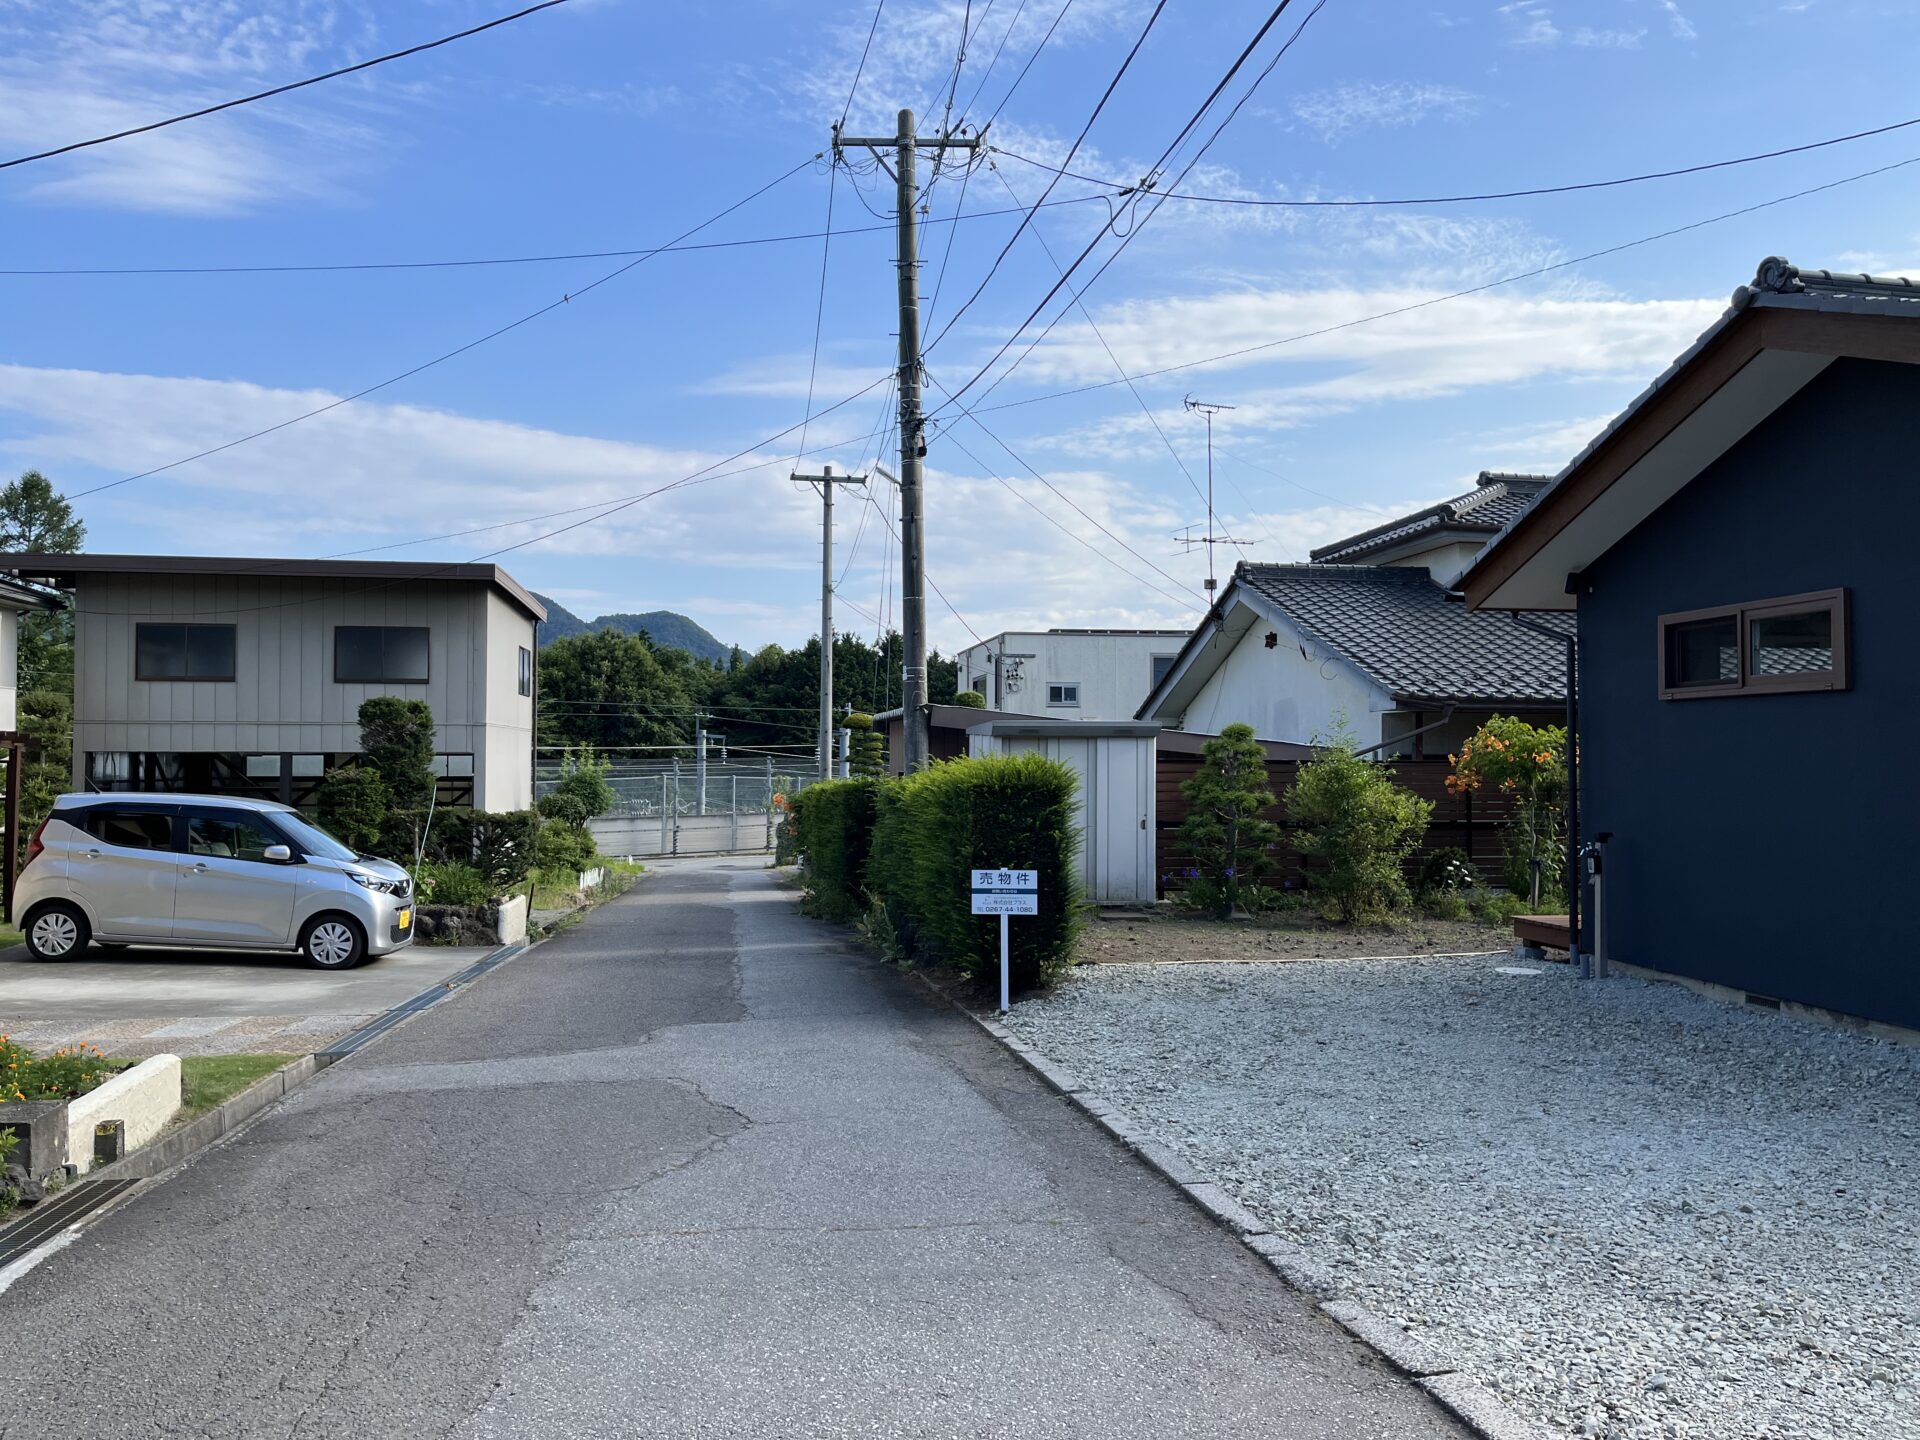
[0,941,497,1056]
[0,858,1466,1439]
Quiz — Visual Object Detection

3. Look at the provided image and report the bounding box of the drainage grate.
[1745,992,1783,1011]
[317,941,529,1062]
[0,1178,141,1268]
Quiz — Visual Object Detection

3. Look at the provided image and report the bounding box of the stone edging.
[905,968,1549,1440]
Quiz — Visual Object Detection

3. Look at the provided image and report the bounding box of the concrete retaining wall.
[494,893,529,946]
[68,1054,182,1176]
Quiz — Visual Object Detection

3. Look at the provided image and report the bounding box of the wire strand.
[1,0,574,172]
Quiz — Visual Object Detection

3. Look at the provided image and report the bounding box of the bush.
[1448,715,1568,903]
[845,712,887,778]
[417,859,492,907]
[547,749,617,822]
[1,1036,111,1103]
[1285,724,1433,921]
[791,778,881,921]
[462,810,540,890]
[952,689,987,709]
[866,753,1081,994]
[1178,723,1281,919]
[1422,891,1473,922]
[315,766,387,853]
[1471,889,1537,927]
[1416,846,1478,899]
[536,789,590,827]
[534,821,598,876]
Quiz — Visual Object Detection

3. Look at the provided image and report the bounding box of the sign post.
[970,868,1039,1013]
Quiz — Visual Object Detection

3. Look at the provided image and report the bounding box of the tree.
[315,767,388,852]
[1,471,84,864]
[538,628,704,751]
[1285,722,1433,921]
[1446,715,1568,904]
[952,690,986,709]
[1177,723,1282,919]
[355,697,436,860]
[844,712,886,776]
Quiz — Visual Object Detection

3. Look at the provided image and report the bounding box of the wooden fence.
[1154,754,1518,897]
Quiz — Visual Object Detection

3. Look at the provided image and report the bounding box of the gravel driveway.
[1000,955,1919,1440]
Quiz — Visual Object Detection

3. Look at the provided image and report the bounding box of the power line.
[67,156,816,502]
[795,163,839,463]
[1,0,575,173]
[932,0,1324,415]
[990,108,1920,209]
[920,0,1168,357]
[964,150,1920,420]
[977,0,1074,131]
[2,193,1119,277]
[842,0,889,125]
[954,0,1028,131]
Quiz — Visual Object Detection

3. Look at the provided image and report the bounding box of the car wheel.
[300,914,366,970]
[25,903,90,962]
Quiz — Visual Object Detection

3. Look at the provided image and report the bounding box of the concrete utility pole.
[694,712,708,815]
[834,110,981,772]
[793,463,867,783]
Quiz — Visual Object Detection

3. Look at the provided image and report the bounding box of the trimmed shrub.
[315,766,387,852]
[536,789,590,827]
[952,689,987,709]
[792,778,881,921]
[534,821,597,876]
[867,753,1081,994]
[845,712,887,778]
[1285,724,1433,921]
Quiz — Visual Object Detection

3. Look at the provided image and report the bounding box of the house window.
[1151,654,1178,689]
[518,646,533,698]
[970,673,987,695]
[135,623,236,681]
[335,626,430,683]
[1047,682,1081,707]
[1658,589,1848,699]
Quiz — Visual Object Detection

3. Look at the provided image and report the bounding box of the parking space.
[0,941,498,1057]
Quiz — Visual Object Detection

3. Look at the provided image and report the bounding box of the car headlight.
[348,871,405,895]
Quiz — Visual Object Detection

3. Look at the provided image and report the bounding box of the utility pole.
[793,463,867,783]
[835,110,982,771]
[694,711,708,815]
[1182,396,1239,598]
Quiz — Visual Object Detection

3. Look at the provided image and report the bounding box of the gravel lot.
[1078,909,1514,964]
[1001,955,1919,1440]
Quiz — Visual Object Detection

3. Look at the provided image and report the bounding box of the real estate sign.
[971,869,1038,1013]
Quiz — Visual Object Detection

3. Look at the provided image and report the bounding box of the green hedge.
[869,753,1082,994]
[792,778,881,921]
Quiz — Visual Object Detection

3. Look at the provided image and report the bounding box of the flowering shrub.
[1447,715,1567,903]
[1,1035,113,1103]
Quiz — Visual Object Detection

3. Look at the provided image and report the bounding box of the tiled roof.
[1311,472,1550,564]
[1238,562,1570,705]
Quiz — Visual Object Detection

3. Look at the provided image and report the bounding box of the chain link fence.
[536,757,818,857]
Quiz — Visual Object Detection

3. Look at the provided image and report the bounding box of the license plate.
[397,908,412,930]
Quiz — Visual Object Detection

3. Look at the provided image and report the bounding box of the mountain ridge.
[533,593,732,664]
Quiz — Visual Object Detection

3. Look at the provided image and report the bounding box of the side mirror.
[263,844,293,863]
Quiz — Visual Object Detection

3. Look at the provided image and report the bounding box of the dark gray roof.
[1239,562,1570,705]
[1311,472,1550,565]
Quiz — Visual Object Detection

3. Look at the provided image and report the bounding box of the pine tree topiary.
[845,712,887,777]
[1178,723,1282,919]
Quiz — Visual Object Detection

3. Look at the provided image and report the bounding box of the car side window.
[187,816,282,863]
[85,811,174,851]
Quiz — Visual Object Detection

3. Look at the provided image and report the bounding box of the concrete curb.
[899,965,1549,1440]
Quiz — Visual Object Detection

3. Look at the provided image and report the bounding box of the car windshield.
[275,811,360,862]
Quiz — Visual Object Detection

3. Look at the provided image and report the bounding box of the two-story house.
[0,555,545,812]
[954,628,1193,722]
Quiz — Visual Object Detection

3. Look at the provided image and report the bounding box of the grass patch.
[0,923,22,951]
[180,1054,297,1118]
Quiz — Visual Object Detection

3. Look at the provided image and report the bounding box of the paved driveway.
[0,857,1464,1438]
[0,941,496,1056]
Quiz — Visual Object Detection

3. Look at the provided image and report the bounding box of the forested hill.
[533,594,732,664]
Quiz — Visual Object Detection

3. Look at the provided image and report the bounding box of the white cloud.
[0,1,409,213]
[1499,0,1562,45]
[1464,413,1617,471]
[1289,82,1479,144]
[1570,25,1645,47]
[1658,0,1698,39]
[983,284,1722,429]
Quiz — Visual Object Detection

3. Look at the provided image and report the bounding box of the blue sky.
[3,0,1918,652]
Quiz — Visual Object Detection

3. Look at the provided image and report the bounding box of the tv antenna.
[1180,396,1240,595]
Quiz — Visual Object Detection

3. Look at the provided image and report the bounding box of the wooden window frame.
[1657,588,1848,700]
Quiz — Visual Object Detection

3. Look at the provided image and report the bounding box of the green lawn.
[179,1054,297,1118]
[0,923,21,950]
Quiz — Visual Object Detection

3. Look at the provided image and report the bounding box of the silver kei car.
[13,793,415,969]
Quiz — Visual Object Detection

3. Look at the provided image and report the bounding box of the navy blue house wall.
[1577,357,1919,1030]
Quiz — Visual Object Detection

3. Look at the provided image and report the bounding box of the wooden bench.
[1512,914,1571,952]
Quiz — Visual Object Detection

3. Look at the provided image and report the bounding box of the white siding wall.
[71,574,537,809]
[479,588,536,811]
[968,731,1156,904]
[957,632,1188,722]
[1175,614,1392,748]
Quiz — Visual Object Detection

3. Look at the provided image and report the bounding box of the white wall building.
[954,629,1191,723]
[0,555,545,812]
[0,575,60,733]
